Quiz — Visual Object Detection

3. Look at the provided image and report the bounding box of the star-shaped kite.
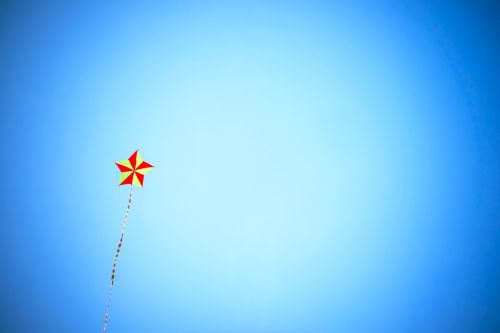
[115,150,154,187]
[103,149,154,333]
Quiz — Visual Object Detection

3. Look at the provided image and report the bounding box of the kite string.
[102,185,133,333]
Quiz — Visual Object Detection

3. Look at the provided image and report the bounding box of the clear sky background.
[1,1,499,332]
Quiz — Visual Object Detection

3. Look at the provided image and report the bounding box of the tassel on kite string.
[102,185,133,333]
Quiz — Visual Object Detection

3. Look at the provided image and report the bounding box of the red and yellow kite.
[115,150,154,187]
[103,150,153,333]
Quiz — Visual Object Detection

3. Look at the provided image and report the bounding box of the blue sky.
[1,1,499,332]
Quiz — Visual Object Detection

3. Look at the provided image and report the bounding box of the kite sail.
[102,150,153,333]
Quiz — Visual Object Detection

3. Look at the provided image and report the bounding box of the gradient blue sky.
[1,1,499,332]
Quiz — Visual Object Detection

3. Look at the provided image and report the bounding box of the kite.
[102,150,153,333]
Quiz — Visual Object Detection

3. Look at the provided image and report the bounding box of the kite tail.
[102,185,133,333]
